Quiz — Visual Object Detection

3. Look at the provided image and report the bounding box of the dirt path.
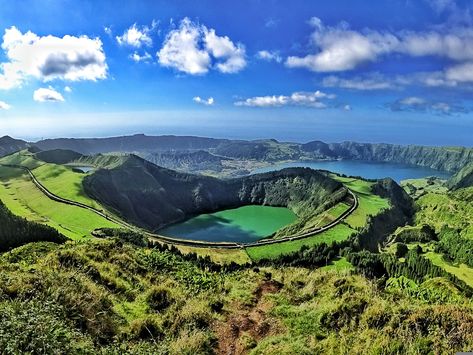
[215,279,284,354]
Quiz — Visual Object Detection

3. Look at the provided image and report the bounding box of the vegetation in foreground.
[0,238,472,354]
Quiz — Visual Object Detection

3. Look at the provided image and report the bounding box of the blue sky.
[0,0,472,145]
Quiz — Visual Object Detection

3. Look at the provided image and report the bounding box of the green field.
[0,165,119,239]
[246,223,356,261]
[32,163,104,210]
[424,251,473,288]
[246,176,390,261]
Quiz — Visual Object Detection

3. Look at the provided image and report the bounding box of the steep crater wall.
[83,156,347,231]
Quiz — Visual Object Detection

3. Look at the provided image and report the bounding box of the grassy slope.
[246,176,390,261]
[32,163,104,210]
[425,251,473,288]
[1,239,472,354]
[0,165,119,239]
[414,187,473,239]
[391,178,473,289]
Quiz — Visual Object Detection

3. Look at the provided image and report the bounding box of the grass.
[415,188,473,239]
[300,202,351,230]
[0,151,43,170]
[0,166,119,239]
[32,163,105,210]
[332,175,390,228]
[2,239,472,354]
[424,251,473,288]
[246,223,356,261]
[174,245,251,265]
[320,256,354,271]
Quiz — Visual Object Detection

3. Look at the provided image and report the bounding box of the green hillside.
[448,162,473,190]
[0,238,472,354]
[83,155,347,232]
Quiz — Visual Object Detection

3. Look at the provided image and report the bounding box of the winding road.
[0,163,358,249]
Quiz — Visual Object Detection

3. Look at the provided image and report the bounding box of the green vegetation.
[84,155,346,232]
[247,223,355,261]
[246,175,391,261]
[424,251,473,288]
[0,165,119,239]
[0,200,66,251]
[32,163,105,210]
[0,238,472,354]
[448,162,473,190]
[414,187,473,238]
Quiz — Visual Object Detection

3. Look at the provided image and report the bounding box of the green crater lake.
[159,205,297,243]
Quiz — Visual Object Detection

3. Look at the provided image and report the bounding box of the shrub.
[146,286,173,313]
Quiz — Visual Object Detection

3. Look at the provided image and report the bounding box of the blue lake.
[251,160,452,182]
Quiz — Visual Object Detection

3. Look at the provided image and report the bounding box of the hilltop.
[0,136,29,158]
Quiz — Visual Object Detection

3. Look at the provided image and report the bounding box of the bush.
[395,243,409,258]
[146,286,173,312]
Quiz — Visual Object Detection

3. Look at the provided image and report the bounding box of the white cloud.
[157,18,246,75]
[256,50,282,63]
[193,96,214,105]
[116,22,156,48]
[0,26,107,90]
[64,86,72,93]
[445,62,473,82]
[0,100,11,109]
[286,18,398,72]
[343,104,352,111]
[33,87,65,102]
[130,51,152,62]
[104,26,112,36]
[323,74,396,90]
[388,96,467,114]
[286,17,473,76]
[399,96,427,106]
[235,90,335,108]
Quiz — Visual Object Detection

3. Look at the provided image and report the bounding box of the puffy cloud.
[64,86,72,92]
[286,17,473,75]
[444,62,473,82]
[286,18,399,72]
[0,100,11,109]
[193,96,214,105]
[235,90,335,108]
[116,22,156,48]
[388,96,467,114]
[0,26,107,90]
[33,87,65,102]
[157,18,246,75]
[130,51,152,62]
[256,50,282,63]
[343,104,352,111]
